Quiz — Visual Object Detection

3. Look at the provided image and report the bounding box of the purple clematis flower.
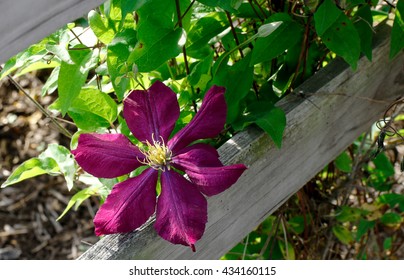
[72,81,246,251]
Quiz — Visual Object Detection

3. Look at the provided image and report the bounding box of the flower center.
[139,135,172,171]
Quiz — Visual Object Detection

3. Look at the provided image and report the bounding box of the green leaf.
[346,0,367,8]
[251,14,302,65]
[1,144,77,190]
[136,0,177,30]
[278,241,295,260]
[380,212,402,227]
[314,0,361,69]
[45,31,72,64]
[305,0,320,12]
[235,2,270,18]
[332,225,354,245]
[51,88,118,131]
[1,28,63,79]
[71,88,118,126]
[255,107,286,148]
[270,64,295,95]
[335,151,352,173]
[288,215,309,234]
[57,184,108,220]
[222,243,251,260]
[390,0,404,58]
[367,153,395,191]
[0,42,48,80]
[121,0,150,14]
[356,219,375,241]
[14,60,59,79]
[88,10,115,44]
[46,44,72,64]
[39,144,77,191]
[1,158,59,188]
[314,0,341,37]
[41,66,60,96]
[117,115,133,142]
[186,12,228,59]
[373,153,395,177]
[57,188,92,220]
[188,53,214,90]
[211,54,254,124]
[384,237,392,250]
[128,28,185,72]
[335,206,365,222]
[354,5,373,61]
[107,29,137,100]
[378,193,404,211]
[105,0,121,29]
[129,0,191,68]
[107,0,137,32]
[57,48,99,115]
[236,94,280,130]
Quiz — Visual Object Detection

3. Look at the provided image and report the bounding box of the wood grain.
[0,0,105,64]
[79,23,404,259]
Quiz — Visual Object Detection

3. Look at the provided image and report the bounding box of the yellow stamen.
[138,134,172,171]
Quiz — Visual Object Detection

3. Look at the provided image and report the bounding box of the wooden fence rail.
[0,1,403,260]
[0,0,105,65]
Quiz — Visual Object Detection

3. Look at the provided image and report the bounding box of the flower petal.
[123,81,180,143]
[155,170,207,250]
[72,133,144,178]
[168,85,227,153]
[173,143,222,167]
[94,168,158,235]
[172,146,247,196]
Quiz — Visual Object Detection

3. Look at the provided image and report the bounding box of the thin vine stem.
[175,0,197,113]
[225,11,244,58]
[290,16,312,90]
[0,66,72,138]
[174,0,196,28]
[69,29,85,46]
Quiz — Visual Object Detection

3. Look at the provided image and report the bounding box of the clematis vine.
[72,81,246,251]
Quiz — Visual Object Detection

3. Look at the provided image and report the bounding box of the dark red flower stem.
[225,11,244,59]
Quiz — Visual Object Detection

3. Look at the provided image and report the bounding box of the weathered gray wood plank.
[0,0,105,64]
[79,23,404,259]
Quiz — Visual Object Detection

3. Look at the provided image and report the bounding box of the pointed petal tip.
[94,227,104,237]
[155,170,207,249]
[173,159,247,197]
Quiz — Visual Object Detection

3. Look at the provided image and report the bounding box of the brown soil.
[0,72,98,259]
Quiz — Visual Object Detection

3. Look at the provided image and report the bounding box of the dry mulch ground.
[0,72,98,259]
